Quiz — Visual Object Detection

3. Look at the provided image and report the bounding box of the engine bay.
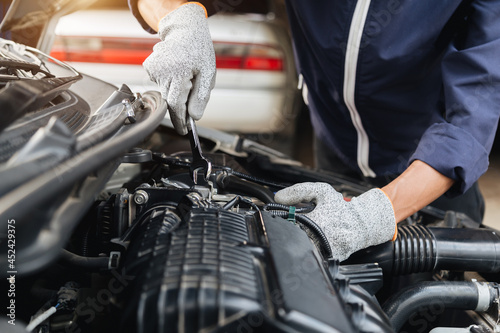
[4,143,500,333]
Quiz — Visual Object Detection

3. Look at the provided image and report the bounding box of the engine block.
[119,202,391,333]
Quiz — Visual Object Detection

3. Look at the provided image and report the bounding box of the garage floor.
[479,152,500,230]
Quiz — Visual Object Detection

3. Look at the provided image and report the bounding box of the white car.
[51,5,299,135]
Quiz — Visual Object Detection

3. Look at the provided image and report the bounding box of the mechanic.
[129,0,500,261]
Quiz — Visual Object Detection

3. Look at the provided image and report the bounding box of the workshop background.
[48,0,500,229]
[479,145,500,229]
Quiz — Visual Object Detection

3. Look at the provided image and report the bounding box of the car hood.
[0,35,168,274]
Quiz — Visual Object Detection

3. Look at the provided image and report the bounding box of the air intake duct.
[383,281,499,332]
[346,225,500,275]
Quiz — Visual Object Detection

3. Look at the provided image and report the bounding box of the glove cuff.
[158,2,208,40]
[378,188,398,241]
[352,188,397,246]
[185,2,208,17]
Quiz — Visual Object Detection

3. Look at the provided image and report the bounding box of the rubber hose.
[345,225,500,275]
[230,170,286,189]
[383,281,492,332]
[217,173,275,204]
[60,249,109,270]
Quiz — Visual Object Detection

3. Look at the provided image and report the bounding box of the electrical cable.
[223,197,332,258]
[263,203,331,258]
[267,210,333,258]
[264,202,314,214]
[25,303,59,332]
[223,195,260,211]
[217,173,275,204]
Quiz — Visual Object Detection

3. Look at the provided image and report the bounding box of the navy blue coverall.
[285,1,500,197]
[131,0,500,221]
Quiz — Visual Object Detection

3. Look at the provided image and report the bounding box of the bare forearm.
[138,0,187,32]
[382,160,455,222]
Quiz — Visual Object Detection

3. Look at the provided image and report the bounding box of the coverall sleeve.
[410,0,500,196]
[128,0,155,33]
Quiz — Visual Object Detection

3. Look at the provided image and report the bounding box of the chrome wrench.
[188,117,212,184]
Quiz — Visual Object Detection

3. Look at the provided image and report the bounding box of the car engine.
[1,39,500,333]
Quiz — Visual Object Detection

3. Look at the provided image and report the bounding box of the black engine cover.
[119,204,390,333]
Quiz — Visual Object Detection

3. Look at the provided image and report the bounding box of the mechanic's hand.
[275,183,397,261]
[143,3,216,135]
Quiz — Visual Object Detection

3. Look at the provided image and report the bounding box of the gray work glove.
[143,3,216,135]
[275,183,397,261]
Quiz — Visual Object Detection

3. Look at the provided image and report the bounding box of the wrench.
[188,117,212,184]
